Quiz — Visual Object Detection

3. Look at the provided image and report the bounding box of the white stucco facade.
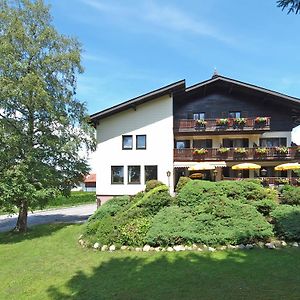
[94,95,174,197]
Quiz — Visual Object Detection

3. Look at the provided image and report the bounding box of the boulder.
[120,246,128,250]
[93,242,100,249]
[173,245,185,252]
[208,247,216,252]
[101,245,108,251]
[143,245,151,252]
[292,242,299,247]
[167,247,174,252]
[265,242,276,249]
[245,244,254,250]
[281,241,287,247]
[109,245,116,251]
[238,244,246,250]
[154,247,161,252]
[135,247,142,252]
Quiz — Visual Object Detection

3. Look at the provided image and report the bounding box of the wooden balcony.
[224,177,299,186]
[174,147,299,162]
[174,117,271,134]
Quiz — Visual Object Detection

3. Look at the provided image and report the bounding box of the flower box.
[216,118,229,126]
[255,148,268,155]
[255,117,268,124]
[233,118,247,126]
[217,147,230,154]
[234,147,248,155]
[275,146,289,155]
[193,148,208,155]
[195,119,207,127]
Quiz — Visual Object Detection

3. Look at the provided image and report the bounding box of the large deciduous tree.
[277,0,300,14]
[0,0,95,232]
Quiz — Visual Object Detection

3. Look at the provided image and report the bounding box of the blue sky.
[48,0,300,142]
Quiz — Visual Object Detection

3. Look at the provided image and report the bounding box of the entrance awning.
[174,161,227,168]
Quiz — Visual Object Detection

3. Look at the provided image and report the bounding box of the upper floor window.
[229,111,241,118]
[111,166,124,184]
[193,139,212,148]
[136,135,146,149]
[193,112,205,120]
[122,135,133,150]
[223,138,249,148]
[175,140,190,149]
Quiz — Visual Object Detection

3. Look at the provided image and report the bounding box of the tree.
[277,0,300,14]
[0,0,96,232]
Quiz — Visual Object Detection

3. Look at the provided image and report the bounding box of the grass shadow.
[47,249,300,300]
[0,222,79,245]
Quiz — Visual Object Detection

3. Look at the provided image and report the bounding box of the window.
[259,138,287,147]
[175,140,190,149]
[128,166,141,184]
[193,112,205,120]
[223,138,249,148]
[145,165,158,183]
[136,135,146,149]
[111,166,124,184]
[193,139,212,148]
[122,135,133,150]
[229,111,241,118]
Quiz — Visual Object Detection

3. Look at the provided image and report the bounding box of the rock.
[208,247,216,252]
[78,234,83,240]
[227,245,236,250]
[245,244,254,250]
[173,245,185,252]
[149,247,155,251]
[265,242,276,249]
[281,241,287,247]
[93,242,100,249]
[218,246,227,251]
[109,245,116,251]
[154,247,161,252]
[135,247,142,252]
[167,247,174,252]
[197,248,203,252]
[101,245,108,251]
[78,239,85,246]
[192,244,198,250]
[292,242,299,247]
[143,245,151,252]
[161,248,166,252]
[120,246,128,250]
[202,244,208,250]
[238,244,246,250]
[257,242,265,248]
[273,240,282,248]
[185,246,193,251]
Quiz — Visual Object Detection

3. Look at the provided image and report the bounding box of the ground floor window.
[145,165,157,183]
[111,166,124,184]
[128,166,141,184]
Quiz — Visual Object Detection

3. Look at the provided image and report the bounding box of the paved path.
[0,203,97,232]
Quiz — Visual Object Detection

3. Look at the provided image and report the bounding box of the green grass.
[0,224,300,300]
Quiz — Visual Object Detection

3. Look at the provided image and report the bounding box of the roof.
[90,74,300,125]
[84,173,96,183]
[90,79,186,126]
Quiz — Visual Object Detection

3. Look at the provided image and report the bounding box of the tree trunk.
[15,200,28,232]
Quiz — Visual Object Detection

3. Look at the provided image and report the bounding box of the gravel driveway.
[0,203,97,232]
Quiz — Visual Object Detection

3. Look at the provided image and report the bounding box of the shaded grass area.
[0,224,300,300]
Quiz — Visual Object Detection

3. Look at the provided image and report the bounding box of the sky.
[47,0,300,144]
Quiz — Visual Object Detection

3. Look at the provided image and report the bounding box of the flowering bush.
[195,119,207,127]
[193,148,208,155]
[216,118,229,126]
[255,148,268,155]
[233,118,247,125]
[274,178,289,185]
[255,117,268,123]
[234,147,247,154]
[275,146,289,154]
[217,147,230,154]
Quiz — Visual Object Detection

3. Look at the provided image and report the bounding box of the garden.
[82,178,300,249]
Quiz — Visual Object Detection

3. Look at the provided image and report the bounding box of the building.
[90,74,300,203]
[83,173,96,192]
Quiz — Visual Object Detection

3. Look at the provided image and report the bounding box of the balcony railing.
[174,117,271,133]
[174,147,299,161]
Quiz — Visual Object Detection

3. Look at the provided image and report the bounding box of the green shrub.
[176,180,219,207]
[88,196,130,222]
[271,205,300,241]
[145,180,164,192]
[120,217,152,246]
[175,177,192,193]
[280,185,300,205]
[47,191,95,207]
[146,199,273,246]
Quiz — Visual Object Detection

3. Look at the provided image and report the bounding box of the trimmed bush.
[176,180,219,207]
[280,185,300,205]
[271,205,300,241]
[146,199,273,246]
[175,177,192,193]
[48,191,95,207]
[145,180,164,192]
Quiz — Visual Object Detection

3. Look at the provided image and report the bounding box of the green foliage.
[280,185,300,205]
[145,180,164,192]
[176,180,218,207]
[0,0,95,231]
[175,177,192,193]
[47,192,95,208]
[146,199,273,246]
[271,205,300,241]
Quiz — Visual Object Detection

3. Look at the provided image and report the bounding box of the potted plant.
[216,118,229,126]
[255,147,268,156]
[233,118,247,128]
[234,147,248,155]
[193,148,208,155]
[195,119,207,127]
[254,117,268,128]
[274,178,289,185]
[275,146,289,155]
[217,147,230,154]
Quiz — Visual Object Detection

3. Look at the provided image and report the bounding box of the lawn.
[0,224,299,300]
